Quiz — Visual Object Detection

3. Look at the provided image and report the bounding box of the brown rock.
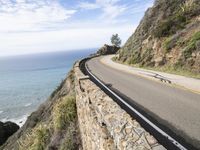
[97,44,120,55]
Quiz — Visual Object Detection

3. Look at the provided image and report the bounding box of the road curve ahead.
[86,56,200,148]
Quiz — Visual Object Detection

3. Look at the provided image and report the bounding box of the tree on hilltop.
[111,34,121,47]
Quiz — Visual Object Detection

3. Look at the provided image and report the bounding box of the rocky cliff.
[118,0,200,74]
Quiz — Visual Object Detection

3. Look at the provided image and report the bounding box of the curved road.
[86,56,200,148]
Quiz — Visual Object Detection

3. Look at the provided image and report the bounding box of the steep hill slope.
[118,0,200,75]
[1,70,81,150]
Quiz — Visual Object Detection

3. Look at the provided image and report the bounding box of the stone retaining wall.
[74,62,166,150]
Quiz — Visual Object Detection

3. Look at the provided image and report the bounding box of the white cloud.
[79,0,128,19]
[0,25,136,57]
[79,2,99,10]
[0,0,154,57]
[78,0,154,22]
[0,0,76,32]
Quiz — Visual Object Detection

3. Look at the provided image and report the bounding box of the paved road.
[87,56,200,148]
[101,55,200,93]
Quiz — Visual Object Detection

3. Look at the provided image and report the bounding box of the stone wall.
[74,62,166,150]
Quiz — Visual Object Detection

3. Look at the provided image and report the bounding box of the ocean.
[0,49,95,126]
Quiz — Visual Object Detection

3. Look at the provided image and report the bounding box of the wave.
[1,115,27,127]
[0,110,3,114]
[24,103,32,107]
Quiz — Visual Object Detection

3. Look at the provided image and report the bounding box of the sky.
[0,0,154,57]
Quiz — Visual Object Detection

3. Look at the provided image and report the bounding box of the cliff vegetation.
[0,70,81,150]
[117,0,200,77]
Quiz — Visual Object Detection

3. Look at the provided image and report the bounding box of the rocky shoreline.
[0,121,19,146]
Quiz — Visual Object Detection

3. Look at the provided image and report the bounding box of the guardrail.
[79,56,194,150]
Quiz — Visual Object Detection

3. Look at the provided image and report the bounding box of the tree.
[111,34,121,47]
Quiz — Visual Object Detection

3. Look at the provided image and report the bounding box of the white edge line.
[85,62,187,150]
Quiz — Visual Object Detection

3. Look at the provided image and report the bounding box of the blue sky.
[0,0,154,56]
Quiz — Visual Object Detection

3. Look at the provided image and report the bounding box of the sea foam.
[24,103,32,107]
[1,115,27,127]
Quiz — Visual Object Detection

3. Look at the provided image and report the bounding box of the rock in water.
[0,121,19,145]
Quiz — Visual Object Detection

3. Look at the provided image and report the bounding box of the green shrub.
[163,37,174,53]
[53,95,76,131]
[190,31,200,44]
[154,13,186,38]
[180,0,200,18]
[112,56,118,61]
[154,19,173,38]
[196,40,200,51]
[177,38,185,47]
[60,136,74,150]
[31,125,50,150]
[18,124,50,150]
[183,47,193,59]
[174,59,184,69]
[59,123,76,150]
[141,48,153,60]
[128,51,141,64]
[153,0,200,38]
[183,31,200,58]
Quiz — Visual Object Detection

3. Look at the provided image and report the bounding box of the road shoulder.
[100,55,200,94]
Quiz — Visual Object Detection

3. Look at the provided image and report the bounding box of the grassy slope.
[18,95,77,150]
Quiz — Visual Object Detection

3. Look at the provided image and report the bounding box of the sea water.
[0,49,95,126]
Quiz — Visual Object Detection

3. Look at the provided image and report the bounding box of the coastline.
[0,49,95,129]
[1,115,27,127]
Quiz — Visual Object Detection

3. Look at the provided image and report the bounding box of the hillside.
[118,0,200,75]
[1,70,81,150]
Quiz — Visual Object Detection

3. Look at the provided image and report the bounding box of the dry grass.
[142,65,200,79]
[112,57,200,79]
[18,95,77,150]
[18,124,50,150]
[53,95,76,131]
[180,0,196,13]
[59,123,77,150]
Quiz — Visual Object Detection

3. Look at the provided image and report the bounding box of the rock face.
[0,121,19,146]
[97,44,120,55]
[118,0,200,73]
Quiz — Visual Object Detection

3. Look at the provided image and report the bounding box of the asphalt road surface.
[86,56,200,148]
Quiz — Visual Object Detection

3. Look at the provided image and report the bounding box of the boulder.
[97,44,120,55]
[0,121,19,146]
